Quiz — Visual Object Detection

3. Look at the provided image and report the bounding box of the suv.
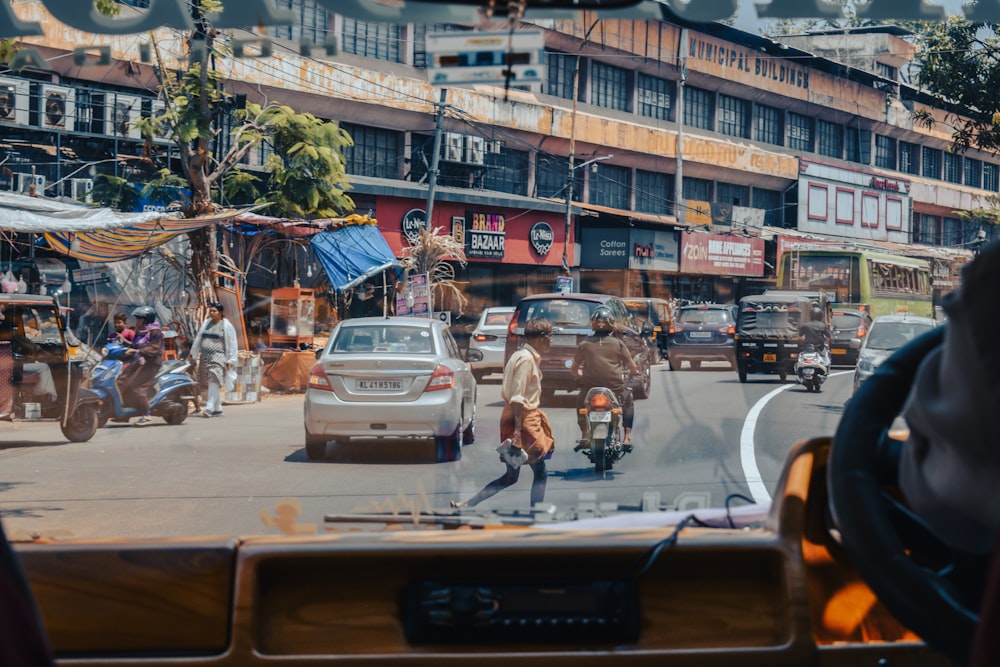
[829,307,872,367]
[623,297,672,363]
[665,303,738,370]
[504,293,653,400]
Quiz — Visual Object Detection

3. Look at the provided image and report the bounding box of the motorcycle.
[87,344,198,427]
[795,344,828,393]
[576,386,631,475]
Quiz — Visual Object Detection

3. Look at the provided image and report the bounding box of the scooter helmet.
[131,306,156,322]
[591,305,615,334]
[811,306,823,321]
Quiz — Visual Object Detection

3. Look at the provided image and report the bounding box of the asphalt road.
[0,361,855,540]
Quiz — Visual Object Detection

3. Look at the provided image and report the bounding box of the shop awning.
[310,219,401,293]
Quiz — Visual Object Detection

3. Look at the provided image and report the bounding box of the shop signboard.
[401,209,427,244]
[680,232,765,277]
[580,226,629,269]
[628,229,679,271]
[464,210,506,259]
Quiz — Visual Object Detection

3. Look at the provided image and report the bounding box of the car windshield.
[865,321,936,351]
[522,299,596,327]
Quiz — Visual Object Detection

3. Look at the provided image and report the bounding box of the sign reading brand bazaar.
[529,222,553,256]
[1,0,993,42]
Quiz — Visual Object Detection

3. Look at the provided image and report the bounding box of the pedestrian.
[119,306,164,427]
[190,301,238,418]
[451,317,555,509]
[107,312,135,346]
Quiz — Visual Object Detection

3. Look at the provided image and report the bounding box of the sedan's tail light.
[308,365,332,391]
[473,333,497,342]
[721,324,736,335]
[426,364,454,391]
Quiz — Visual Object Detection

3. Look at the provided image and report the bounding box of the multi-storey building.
[0,2,985,312]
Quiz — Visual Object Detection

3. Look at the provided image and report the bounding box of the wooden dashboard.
[12,438,953,666]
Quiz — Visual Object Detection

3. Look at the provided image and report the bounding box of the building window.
[916,214,939,245]
[941,217,962,246]
[817,119,843,159]
[635,169,673,215]
[589,163,630,209]
[717,94,750,139]
[942,152,962,184]
[985,163,999,191]
[535,154,582,200]
[412,24,470,69]
[637,74,672,122]
[266,0,329,42]
[874,135,896,170]
[683,86,713,131]
[591,62,630,112]
[875,62,897,81]
[752,188,783,227]
[787,112,813,151]
[900,141,920,175]
[755,104,783,146]
[716,182,749,206]
[482,146,528,196]
[682,176,713,202]
[341,18,401,62]
[845,127,871,164]
[546,52,578,100]
[341,123,402,180]
[964,157,982,188]
[921,146,942,179]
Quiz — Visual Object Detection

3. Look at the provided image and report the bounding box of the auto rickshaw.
[734,292,813,383]
[0,292,101,442]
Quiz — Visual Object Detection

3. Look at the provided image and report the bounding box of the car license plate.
[551,334,576,347]
[763,353,777,362]
[831,347,846,355]
[356,378,403,391]
[588,412,612,423]
[689,331,712,338]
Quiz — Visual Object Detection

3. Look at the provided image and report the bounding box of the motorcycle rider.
[571,306,639,450]
[118,306,164,427]
[799,306,832,366]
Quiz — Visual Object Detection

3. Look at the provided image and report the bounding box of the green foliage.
[912,16,1000,154]
[222,167,262,206]
[256,105,355,218]
[91,174,138,211]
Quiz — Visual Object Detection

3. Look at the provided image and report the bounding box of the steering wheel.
[828,325,981,665]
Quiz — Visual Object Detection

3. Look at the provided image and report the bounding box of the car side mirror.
[849,338,861,349]
[465,348,484,363]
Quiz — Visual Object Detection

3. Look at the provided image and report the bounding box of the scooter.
[795,344,828,393]
[576,386,631,475]
[87,344,198,426]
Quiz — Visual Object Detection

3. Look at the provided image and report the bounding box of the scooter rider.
[799,306,832,366]
[119,306,164,427]
[571,306,639,450]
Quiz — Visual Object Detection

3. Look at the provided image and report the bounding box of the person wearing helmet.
[118,306,164,427]
[799,305,832,366]
[571,305,639,449]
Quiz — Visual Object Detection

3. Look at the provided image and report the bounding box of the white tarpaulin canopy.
[0,191,171,232]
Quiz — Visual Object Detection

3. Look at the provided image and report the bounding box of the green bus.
[776,246,934,319]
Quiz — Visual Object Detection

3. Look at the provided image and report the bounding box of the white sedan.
[303,317,481,461]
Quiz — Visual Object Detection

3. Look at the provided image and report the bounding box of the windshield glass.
[831,314,861,330]
[0,5,968,551]
[865,321,936,351]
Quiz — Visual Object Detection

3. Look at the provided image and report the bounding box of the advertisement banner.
[680,232,765,276]
[396,273,431,317]
[628,229,679,271]
[465,210,506,259]
[580,226,629,269]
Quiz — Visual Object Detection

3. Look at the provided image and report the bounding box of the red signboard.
[680,232,765,276]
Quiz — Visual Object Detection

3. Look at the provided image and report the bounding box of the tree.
[398,226,468,314]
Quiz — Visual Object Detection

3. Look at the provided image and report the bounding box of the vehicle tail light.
[473,334,497,342]
[308,365,332,391]
[856,325,867,338]
[426,364,454,391]
[721,324,735,335]
[587,392,615,412]
[668,325,677,335]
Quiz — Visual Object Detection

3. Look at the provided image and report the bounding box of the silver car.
[852,314,938,392]
[468,306,515,381]
[304,317,481,461]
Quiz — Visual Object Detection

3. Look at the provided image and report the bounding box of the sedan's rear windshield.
[483,312,513,326]
[332,326,434,354]
[832,314,862,330]
[521,299,597,327]
[677,308,730,325]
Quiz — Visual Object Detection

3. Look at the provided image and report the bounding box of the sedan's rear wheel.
[462,403,476,445]
[435,426,463,463]
[305,431,328,460]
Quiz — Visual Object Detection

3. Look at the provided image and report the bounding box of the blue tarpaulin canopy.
[310,221,401,293]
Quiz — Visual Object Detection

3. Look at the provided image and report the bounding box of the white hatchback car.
[852,313,938,392]
[304,317,481,461]
[468,306,515,381]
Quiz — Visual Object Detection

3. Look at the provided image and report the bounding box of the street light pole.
[562,154,613,277]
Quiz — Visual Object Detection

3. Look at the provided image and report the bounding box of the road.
[0,362,854,540]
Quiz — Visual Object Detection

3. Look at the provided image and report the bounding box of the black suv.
[504,293,653,400]
[665,303,738,370]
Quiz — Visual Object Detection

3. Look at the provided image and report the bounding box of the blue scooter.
[87,343,198,427]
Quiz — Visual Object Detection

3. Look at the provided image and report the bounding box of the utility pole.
[425,88,448,233]
[675,28,688,226]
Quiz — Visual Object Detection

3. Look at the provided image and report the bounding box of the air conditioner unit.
[38,84,75,130]
[487,139,503,154]
[465,136,486,165]
[109,93,142,139]
[70,178,94,203]
[17,173,46,196]
[443,133,464,162]
[0,76,29,127]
